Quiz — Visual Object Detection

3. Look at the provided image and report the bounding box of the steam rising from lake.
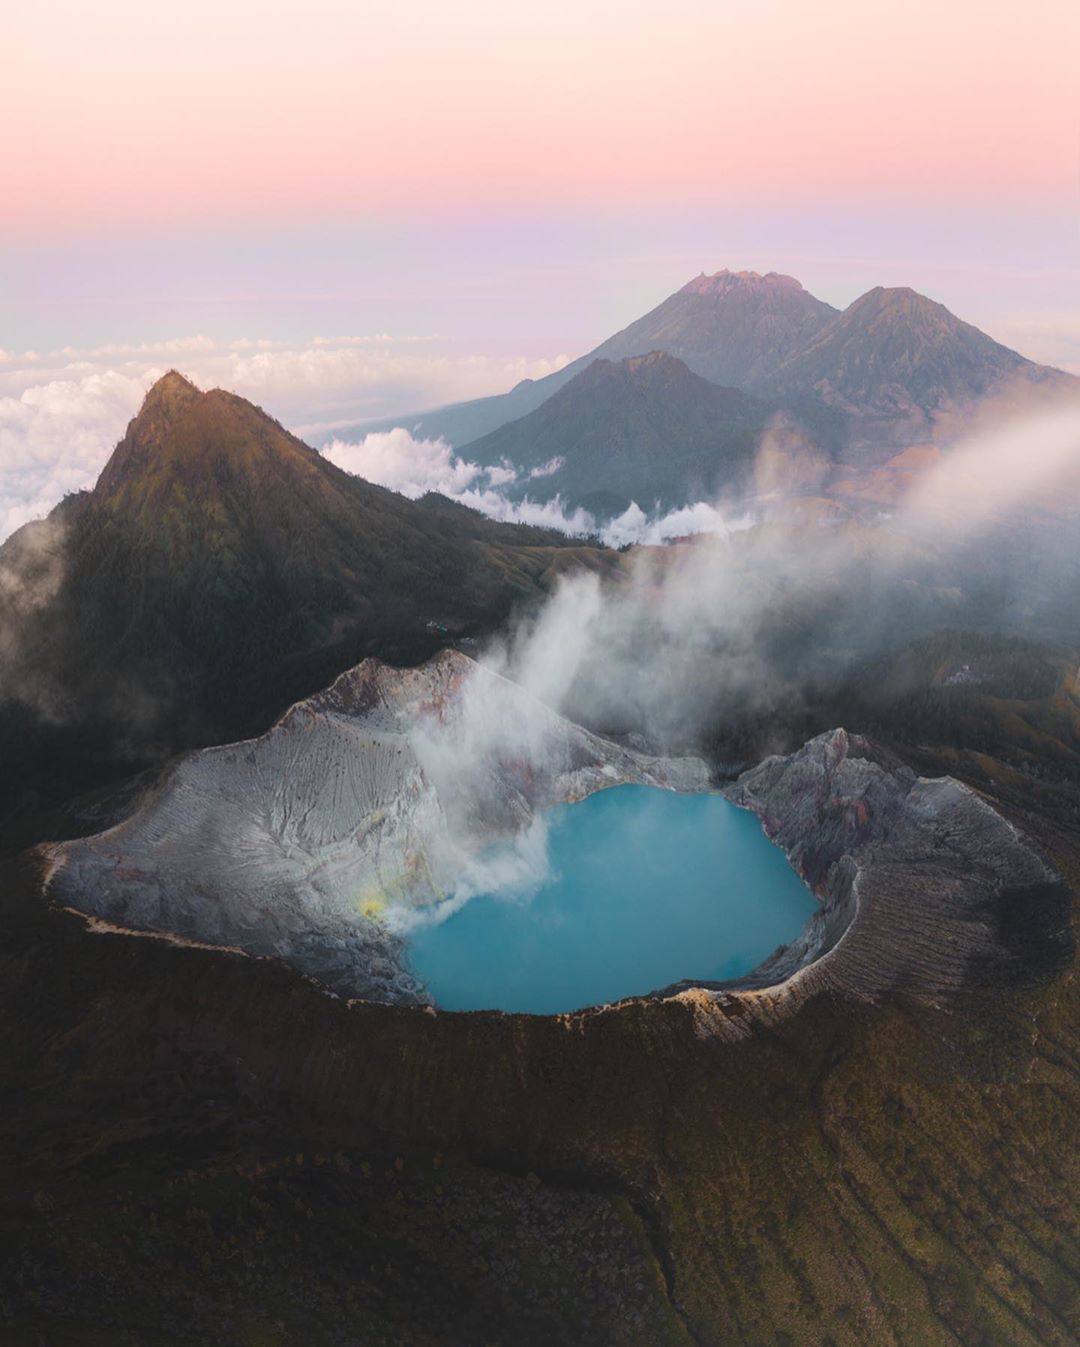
[457,391,1080,761]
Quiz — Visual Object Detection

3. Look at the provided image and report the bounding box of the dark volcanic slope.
[588,269,839,389]
[0,373,606,820]
[460,351,773,515]
[762,285,1075,443]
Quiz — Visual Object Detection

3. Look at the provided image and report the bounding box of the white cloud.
[322,428,597,533]
[528,456,564,479]
[324,428,484,499]
[454,487,598,536]
[602,500,752,548]
[486,461,518,487]
[0,367,161,542]
[901,399,1080,537]
[0,339,765,553]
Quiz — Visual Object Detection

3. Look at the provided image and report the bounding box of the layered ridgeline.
[0,373,605,824]
[336,269,1074,456]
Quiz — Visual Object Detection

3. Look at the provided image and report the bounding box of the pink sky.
[7,0,1079,234]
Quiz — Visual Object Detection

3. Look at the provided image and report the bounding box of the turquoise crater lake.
[408,785,817,1015]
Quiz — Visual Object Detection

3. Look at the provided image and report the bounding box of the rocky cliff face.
[667,728,1067,1035]
[42,649,709,1002]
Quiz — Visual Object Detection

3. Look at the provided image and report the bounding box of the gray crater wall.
[42,653,1066,1022]
[43,649,709,1002]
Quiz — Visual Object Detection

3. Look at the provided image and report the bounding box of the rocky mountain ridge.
[760,285,1069,445]
[691,728,1069,1032]
[330,268,1075,453]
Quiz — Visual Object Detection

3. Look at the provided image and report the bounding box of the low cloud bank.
[900,398,1080,537]
[324,427,752,546]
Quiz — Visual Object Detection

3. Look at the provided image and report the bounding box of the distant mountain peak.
[459,350,769,517]
[679,269,807,296]
[758,283,1067,442]
[572,350,706,391]
[845,286,952,322]
[337,266,1073,457]
[139,368,201,413]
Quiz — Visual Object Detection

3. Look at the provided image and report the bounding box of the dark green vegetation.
[0,373,607,831]
[336,270,1074,456]
[705,630,1080,790]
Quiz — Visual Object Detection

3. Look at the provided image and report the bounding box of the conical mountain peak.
[584,269,838,390]
[95,374,314,501]
[844,286,953,324]
[136,369,202,420]
[145,368,200,398]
